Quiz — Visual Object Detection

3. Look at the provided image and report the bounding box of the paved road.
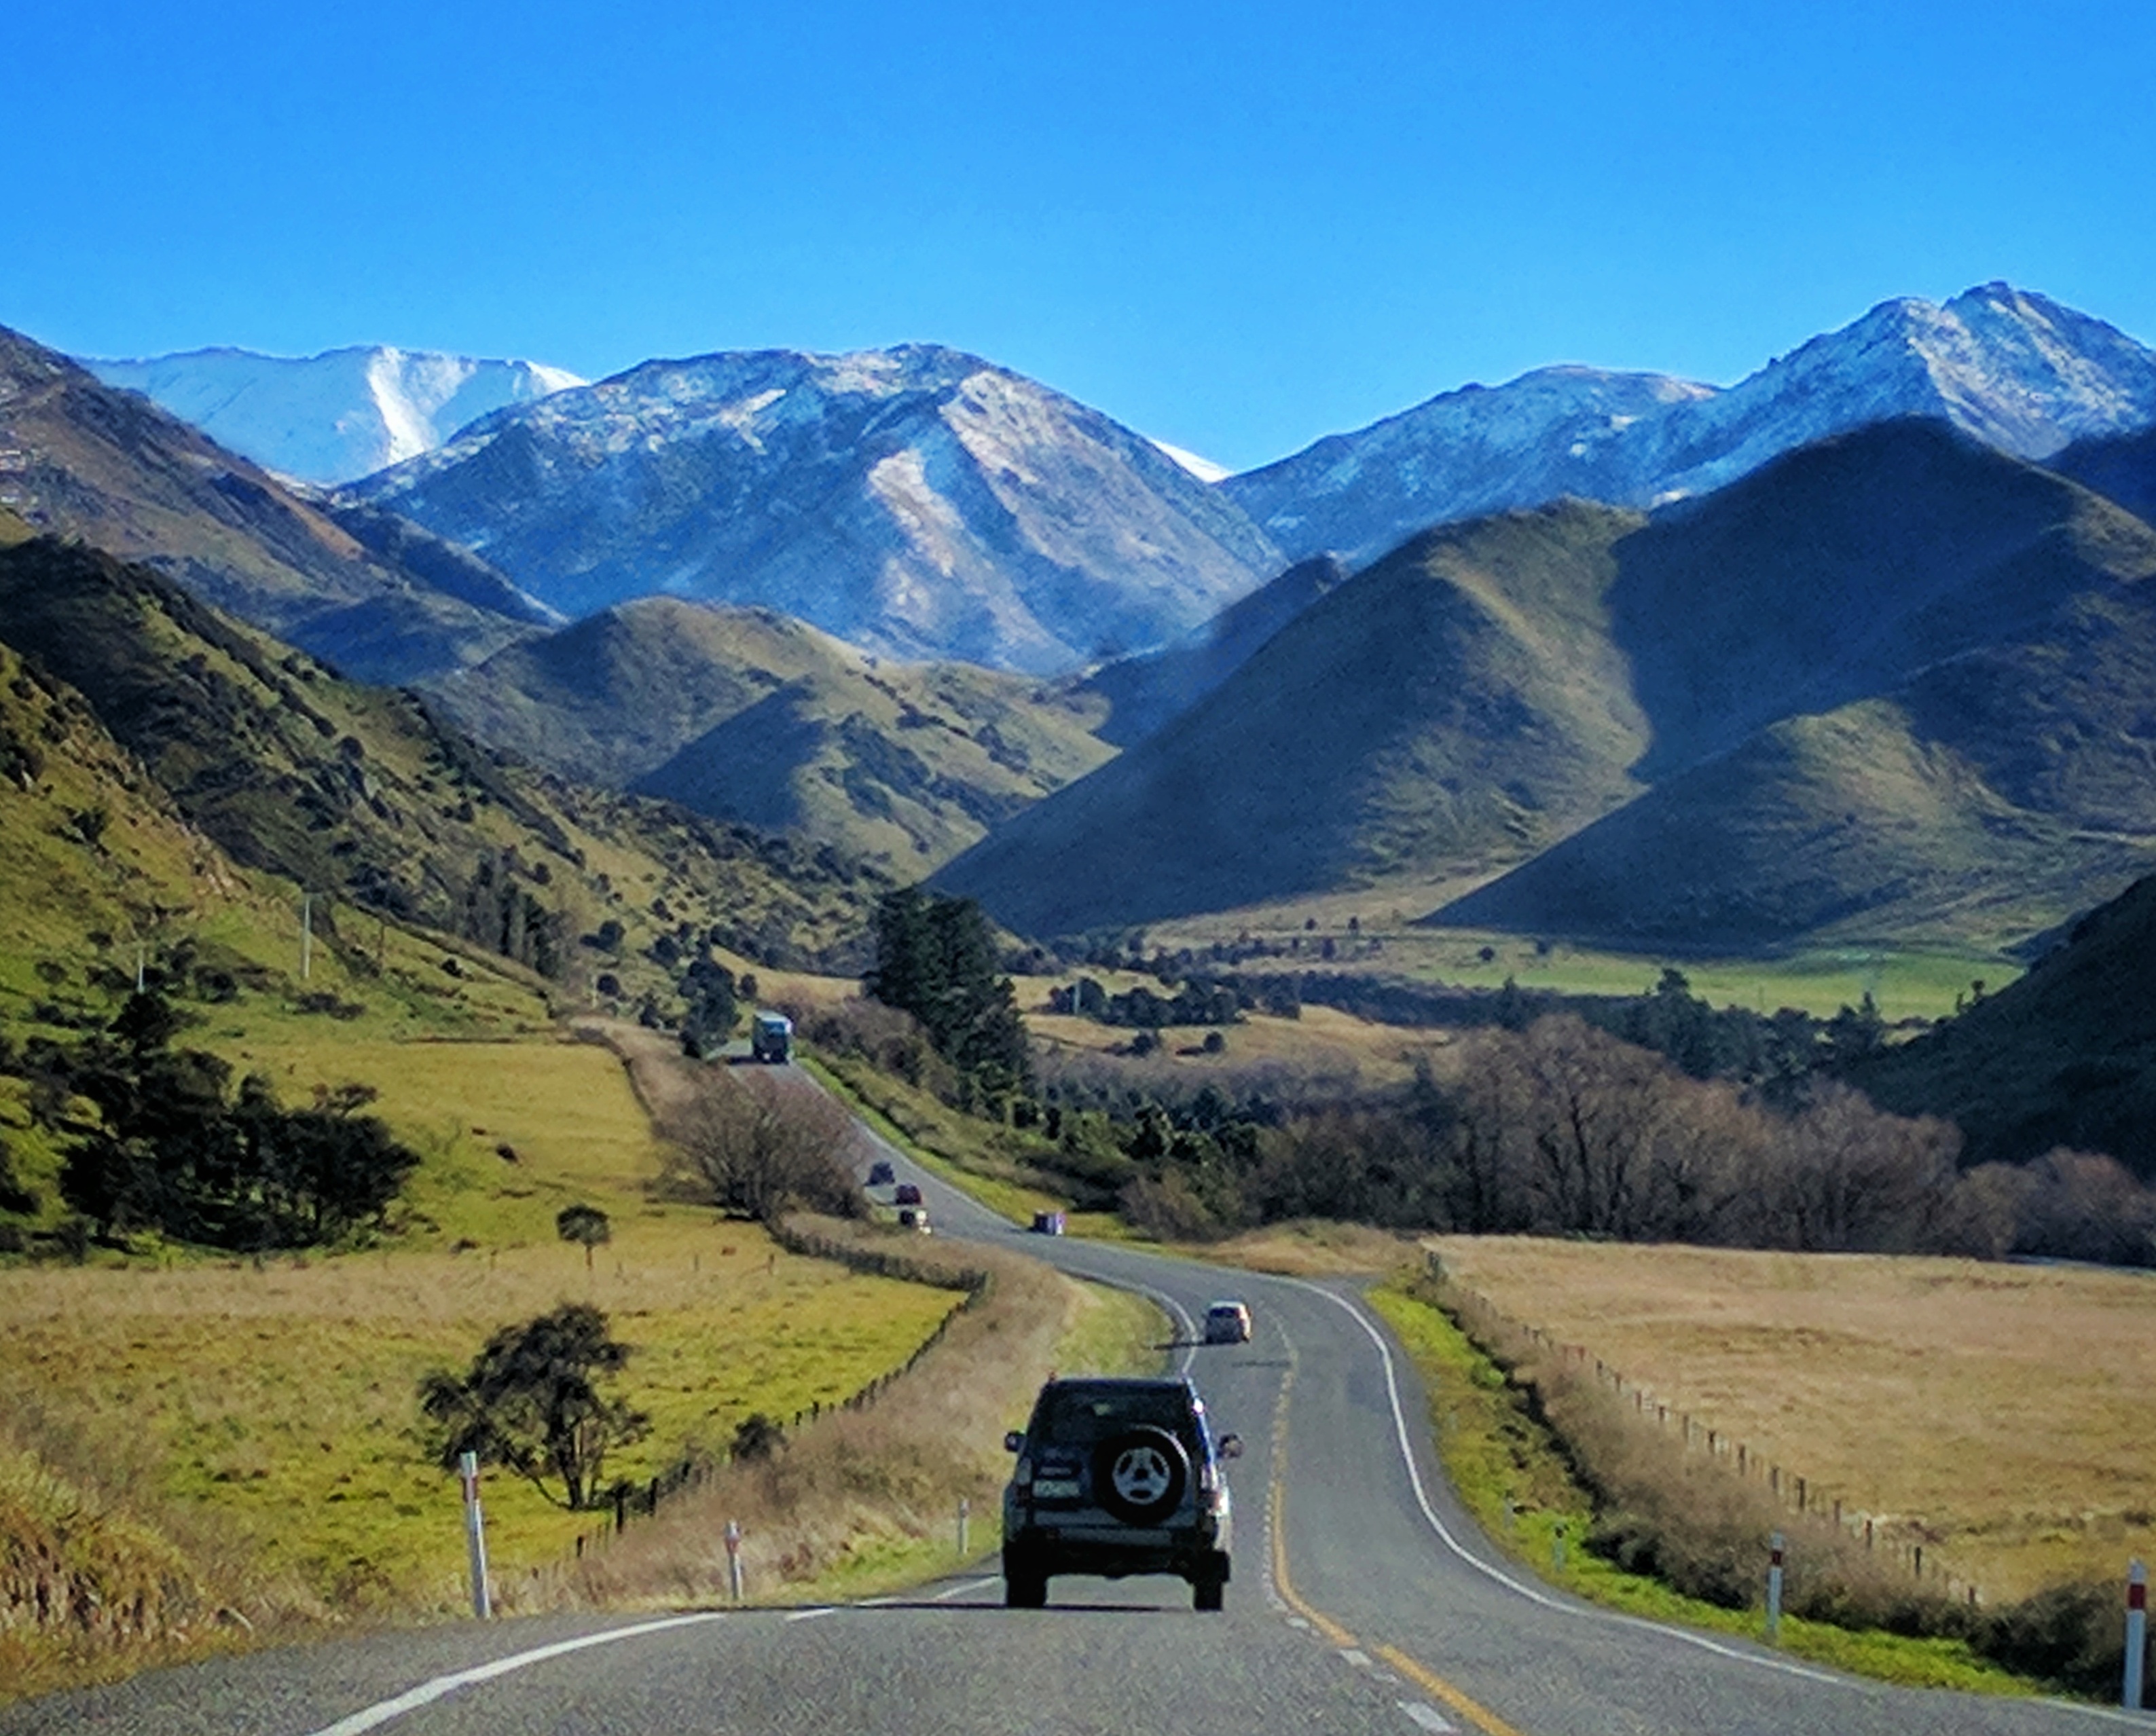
[9,1082,2146,1735]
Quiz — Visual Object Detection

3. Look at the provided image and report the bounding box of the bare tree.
[670,1071,862,1222]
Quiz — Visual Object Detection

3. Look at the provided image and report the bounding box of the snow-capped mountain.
[1228,283,2156,564]
[348,345,1281,673]
[88,346,584,486]
[1220,366,1715,566]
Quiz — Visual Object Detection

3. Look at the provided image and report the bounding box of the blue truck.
[750,1010,794,1063]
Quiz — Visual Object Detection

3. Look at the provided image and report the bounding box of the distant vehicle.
[1002,1375,1239,1611]
[750,1010,794,1063]
[1203,1301,1253,1345]
[897,1206,932,1233]
[893,1182,923,1206]
[866,1159,896,1186]
[1030,1211,1067,1236]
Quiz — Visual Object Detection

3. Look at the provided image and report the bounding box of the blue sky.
[10,0,2153,470]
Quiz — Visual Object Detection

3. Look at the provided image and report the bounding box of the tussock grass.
[1421,1236,2156,1601]
[1368,1279,2029,1693]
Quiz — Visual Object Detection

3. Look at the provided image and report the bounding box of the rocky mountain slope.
[0,325,545,682]
[89,346,583,486]
[1229,284,2156,566]
[347,344,1283,672]
[427,596,1114,870]
[942,421,2156,949]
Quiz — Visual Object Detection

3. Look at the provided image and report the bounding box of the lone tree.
[555,1202,612,1272]
[670,1072,860,1223]
[418,1304,649,1510]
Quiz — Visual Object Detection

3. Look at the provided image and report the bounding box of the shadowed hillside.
[934,500,1650,936]
[1852,873,2156,1177]
[2051,424,2156,530]
[428,596,1114,871]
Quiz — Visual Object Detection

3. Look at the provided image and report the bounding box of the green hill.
[0,538,887,980]
[429,596,1114,871]
[0,325,541,682]
[934,500,1650,936]
[1850,873,2156,1178]
[941,422,2156,951]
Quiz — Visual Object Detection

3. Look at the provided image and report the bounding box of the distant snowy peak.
[87,345,585,485]
[350,342,1281,673]
[1232,284,2156,563]
[1151,439,1232,483]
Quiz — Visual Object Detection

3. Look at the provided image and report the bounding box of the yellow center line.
[1266,1325,1531,1736]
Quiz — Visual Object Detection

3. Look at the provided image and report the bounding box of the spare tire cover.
[1094,1426,1189,1523]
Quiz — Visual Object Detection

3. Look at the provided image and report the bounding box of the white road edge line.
[784,1607,837,1622]
[1290,1276,2156,1724]
[300,1612,727,1736]
[1281,1278,1852,1686]
[930,1576,1000,1602]
[1399,1700,1457,1733]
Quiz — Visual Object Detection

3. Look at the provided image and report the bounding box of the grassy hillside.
[429,595,1114,872]
[1076,553,1349,748]
[0,538,886,985]
[936,500,1651,936]
[1611,420,2156,779]
[1852,872,2156,1175]
[0,325,536,682]
[1440,571,2156,953]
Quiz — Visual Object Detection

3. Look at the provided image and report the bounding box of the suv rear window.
[1033,1384,1197,1451]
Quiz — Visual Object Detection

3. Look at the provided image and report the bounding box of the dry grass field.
[1425,1236,2156,1601]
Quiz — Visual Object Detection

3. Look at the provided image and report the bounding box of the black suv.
[1001,1375,1239,1611]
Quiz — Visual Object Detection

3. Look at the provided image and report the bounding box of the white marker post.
[458,1451,492,1619]
[725,1519,744,1603]
[1766,1532,1785,1644]
[957,1497,970,1558]
[2127,1558,2147,1710]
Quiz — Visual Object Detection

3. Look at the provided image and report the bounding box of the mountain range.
[1225,284,2156,567]
[88,346,583,487]
[939,420,2156,951]
[346,345,1283,673]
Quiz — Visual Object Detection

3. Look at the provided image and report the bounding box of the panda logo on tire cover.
[1094,1426,1188,1521]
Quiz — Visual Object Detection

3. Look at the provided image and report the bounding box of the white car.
[1203,1300,1252,1344]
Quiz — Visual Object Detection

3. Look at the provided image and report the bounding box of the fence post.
[1552,1522,1567,1573]
[1766,1532,1785,1645]
[2126,1559,2147,1711]
[957,1497,971,1558]
[458,1451,492,1620]
[726,1519,744,1603]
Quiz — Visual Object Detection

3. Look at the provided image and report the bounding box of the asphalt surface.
[8,1067,2149,1735]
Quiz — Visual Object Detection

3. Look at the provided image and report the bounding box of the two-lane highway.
[7,1100,2143,1735]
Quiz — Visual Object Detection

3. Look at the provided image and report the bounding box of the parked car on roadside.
[894,1182,923,1206]
[867,1159,895,1186]
[897,1206,932,1233]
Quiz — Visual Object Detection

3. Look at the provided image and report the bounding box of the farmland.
[1423,1236,2156,1602]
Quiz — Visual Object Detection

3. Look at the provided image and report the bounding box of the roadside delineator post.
[2127,1559,2148,1711]
[1552,1522,1567,1573]
[957,1498,971,1558]
[458,1450,492,1620]
[725,1519,744,1604]
[1766,1531,1785,1645]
